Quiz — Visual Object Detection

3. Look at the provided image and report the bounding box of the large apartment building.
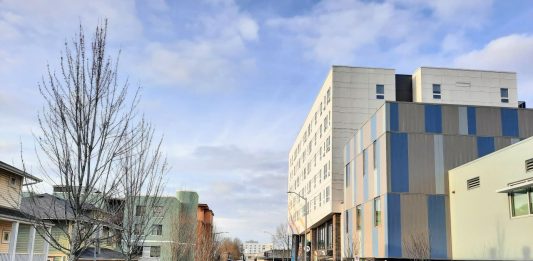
[342,67,531,260]
[289,66,524,260]
[288,67,396,260]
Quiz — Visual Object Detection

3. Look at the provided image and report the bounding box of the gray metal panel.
[518,109,533,138]
[398,103,424,133]
[442,105,459,135]
[434,135,445,194]
[443,135,477,194]
[475,107,501,137]
[494,136,512,151]
[408,133,436,194]
[458,106,468,135]
[400,194,429,256]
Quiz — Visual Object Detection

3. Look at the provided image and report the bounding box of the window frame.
[432,84,441,99]
[500,88,509,103]
[2,231,10,243]
[374,197,381,227]
[509,188,533,218]
[151,224,163,236]
[376,84,385,100]
[355,205,362,230]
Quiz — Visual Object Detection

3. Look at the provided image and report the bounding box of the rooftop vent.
[467,177,480,190]
[526,158,533,173]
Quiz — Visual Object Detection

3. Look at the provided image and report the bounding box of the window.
[345,162,350,187]
[2,231,9,243]
[345,210,350,233]
[153,206,164,217]
[363,149,367,176]
[356,205,362,230]
[9,177,17,187]
[327,87,331,104]
[325,186,330,202]
[136,205,146,216]
[374,197,381,226]
[501,88,509,103]
[324,116,328,131]
[510,190,530,217]
[152,225,163,236]
[150,246,161,257]
[134,224,142,235]
[376,84,384,99]
[372,141,377,170]
[433,84,441,99]
[467,177,480,190]
[326,137,331,152]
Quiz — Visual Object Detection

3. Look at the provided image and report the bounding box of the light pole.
[287,191,307,261]
[264,231,275,261]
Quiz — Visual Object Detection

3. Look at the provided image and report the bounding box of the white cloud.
[454,34,533,102]
[267,0,493,65]
[137,0,258,91]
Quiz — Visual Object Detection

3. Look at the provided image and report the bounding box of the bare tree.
[403,232,430,261]
[195,226,221,261]
[218,238,243,260]
[118,120,167,261]
[343,233,360,261]
[171,203,197,261]
[273,223,292,260]
[21,20,160,261]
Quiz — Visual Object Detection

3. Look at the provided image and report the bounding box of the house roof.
[78,247,126,260]
[0,161,42,183]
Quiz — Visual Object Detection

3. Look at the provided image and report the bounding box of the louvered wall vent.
[526,158,533,173]
[467,177,480,190]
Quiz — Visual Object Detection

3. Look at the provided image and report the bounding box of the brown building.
[195,203,215,261]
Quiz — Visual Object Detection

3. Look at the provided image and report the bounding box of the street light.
[264,231,275,260]
[287,191,307,261]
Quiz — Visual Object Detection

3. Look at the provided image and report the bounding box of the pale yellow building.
[449,137,533,260]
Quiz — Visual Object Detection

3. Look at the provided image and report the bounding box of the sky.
[1,0,533,243]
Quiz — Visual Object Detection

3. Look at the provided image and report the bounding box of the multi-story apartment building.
[288,66,397,260]
[243,240,273,259]
[449,136,533,260]
[342,67,532,260]
[0,161,51,261]
[134,191,198,261]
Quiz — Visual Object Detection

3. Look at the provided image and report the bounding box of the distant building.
[243,240,273,260]
[449,136,533,260]
[195,203,214,261]
[133,191,198,261]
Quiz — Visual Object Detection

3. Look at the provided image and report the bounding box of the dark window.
[433,84,441,99]
[152,225,163,236]
[345,162,350,187]
[356,205,362,230]
[136,205,146,216]
[376,84,385,99]
[501,88,509,103]
[150,246,161,257]
[374,197,381,226]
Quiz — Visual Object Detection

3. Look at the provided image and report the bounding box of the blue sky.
[1,0,533,243]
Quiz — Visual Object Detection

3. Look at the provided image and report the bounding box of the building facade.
[0,161,51,261]
[449,137,533,260]
[288,66,397,260]
[343,100,533,260]
[135,191,198,261]
[243,240,273,260]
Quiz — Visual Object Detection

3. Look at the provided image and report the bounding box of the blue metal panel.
[477,136,495,157]
[501,108,519,137]
[428,195,448,259]
[467,107,477,135]
[425,104,442,133]
[387,194,402,257]
[390,133,409,192]
[345,143,350,165]
[389,103,399,132]
[371,115,377,141]
[458,106,468,135]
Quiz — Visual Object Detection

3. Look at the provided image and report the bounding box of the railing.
[0,254,48,261]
